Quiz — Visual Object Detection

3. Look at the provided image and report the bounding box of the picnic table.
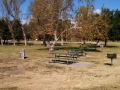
[80,44,97,51]
[68,48,86,56]
[47,52,79,65]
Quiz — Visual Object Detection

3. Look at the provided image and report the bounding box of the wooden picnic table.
[47,52,79,64]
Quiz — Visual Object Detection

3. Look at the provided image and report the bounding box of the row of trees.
[0,0,29,46]
[0,0,120,47]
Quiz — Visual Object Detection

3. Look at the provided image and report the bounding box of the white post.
[100,44,104,51]
[20,49,25,59]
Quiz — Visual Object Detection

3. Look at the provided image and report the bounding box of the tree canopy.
[0,0,120,46]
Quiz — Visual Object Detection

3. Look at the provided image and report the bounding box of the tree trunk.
[11,32,16,46]
[43,35,47,46]
[82,40,86,44]
[46,41,50,46]
[8,23,16,45]
[104,39,107,47]
[96,39,100,45]
[61,37,64,46]
[0,37,3,45]
[21,27,27,46]
[54,30,57,41]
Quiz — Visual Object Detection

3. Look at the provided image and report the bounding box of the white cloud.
[21,18,30,25]
[94,9,101,14]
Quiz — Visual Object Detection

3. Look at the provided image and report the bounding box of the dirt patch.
[41,61,93,68]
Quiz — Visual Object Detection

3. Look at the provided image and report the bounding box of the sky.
[20,0,30,12]
[94,0,120,10]
[21,0,120,13]
[94,0,120,13]
[20,0,120,24]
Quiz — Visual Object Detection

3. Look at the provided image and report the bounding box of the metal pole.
[111,58,113,66]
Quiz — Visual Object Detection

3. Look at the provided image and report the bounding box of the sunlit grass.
[0,41,120,90]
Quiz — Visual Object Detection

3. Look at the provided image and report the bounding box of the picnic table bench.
[47,52,79,65]
[47,56,74,64]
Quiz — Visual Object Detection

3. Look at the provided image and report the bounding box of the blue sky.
[21,0,120,13]
[74,0,120,13]
[94,0,120,10]
[94,0,120,13]
[20,0,30,12]
[20,0,120,24]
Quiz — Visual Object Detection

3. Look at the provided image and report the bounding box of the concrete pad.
[40,61,93,68]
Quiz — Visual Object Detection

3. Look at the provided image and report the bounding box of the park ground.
[0,41,120,90]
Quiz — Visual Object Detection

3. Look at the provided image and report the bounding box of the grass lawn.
[0,41,120,90]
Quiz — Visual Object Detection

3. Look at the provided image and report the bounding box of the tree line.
[0,0,120,46]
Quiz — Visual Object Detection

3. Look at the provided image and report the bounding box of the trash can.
[20,49,25,59]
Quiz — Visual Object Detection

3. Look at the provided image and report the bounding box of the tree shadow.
[84,49,101,52]
[37,48,49,50]
[105,46,118,48]
[36,46,102,53]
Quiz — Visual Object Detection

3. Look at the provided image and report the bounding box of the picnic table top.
[50,52,78,55]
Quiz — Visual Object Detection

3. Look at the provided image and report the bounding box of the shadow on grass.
[36,46,102,52]
[0,87,19,90]
[24,57,27,59]
[3,42,35,46]
[37,48,49,50]
[36,46,73,51]
[104,63,112,66]
[105,46,118,48]
[84,49,101,52]
[51,60,74,65]
[54,42,81,46]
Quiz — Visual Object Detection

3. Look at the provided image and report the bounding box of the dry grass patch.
[0,41,120,90]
